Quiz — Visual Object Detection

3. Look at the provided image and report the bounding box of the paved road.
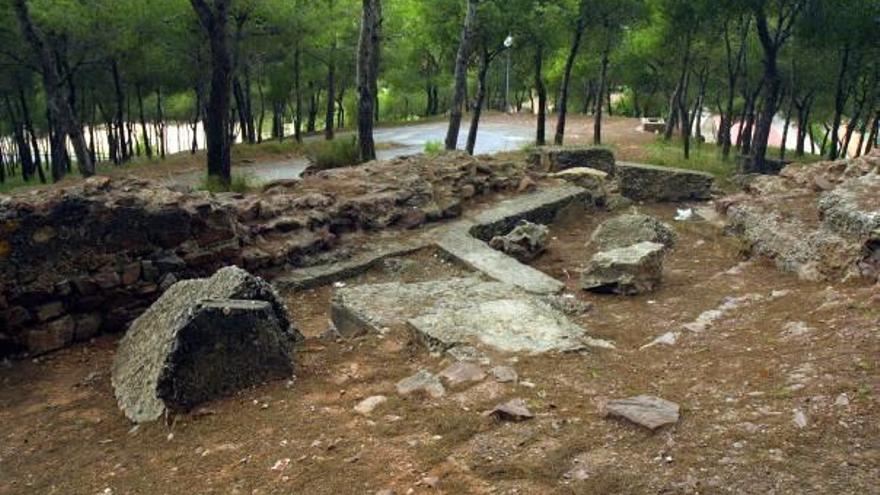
[215,120,536,185]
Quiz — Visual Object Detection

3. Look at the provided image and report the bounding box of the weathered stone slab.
[112,266,299,423]
[332,277,613,353]
[581,241,665,295]
[605,395,680,430]
[589,213,677,252]
[408,297,614,353]
[617,162,713,202]
[274,242,425,291]
[528,146,616,176]
[331,277,514,336]
[485,398,534,422]
[437,229,564,295]
[469,185,588,241]
[818,173,880,239]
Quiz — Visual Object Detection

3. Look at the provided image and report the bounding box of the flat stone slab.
[331,276,613,353]
[331,277,515,336]
[469,185,588,241]
[617,162,713,202]
[409,297,614,353]
[274,241,425,291]
[605,395,680,430]
[437,228,564,294]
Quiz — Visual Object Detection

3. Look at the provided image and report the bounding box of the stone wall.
[0,152,525,356]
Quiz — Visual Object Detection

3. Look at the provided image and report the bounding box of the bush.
[424,140,443,154]
[303,136,361,170]
[199,173,255,193]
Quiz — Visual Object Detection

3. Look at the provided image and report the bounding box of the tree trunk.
[445,0,478,150]
[466,48,491,155]
[192,84,203,153]
[18,87,44,181]
[191,0,233,186]
[534,44,548,146]
[865,111,879,154]
[111,60,127,163]
[593,39,611,145]
[325,37,337,140]
[779,96,792,160]
[156,87,166,159]
[554,10,586,145]
[294,45,303,142]
[12,0,93,178]
[357,0,382,162]
[257,72,266,143]
[136,84,153,158]
[828,44,851,160]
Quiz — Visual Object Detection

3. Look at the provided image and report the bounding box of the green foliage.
[199,173,256,194]
[303,137,361,171]
[423,140,443,154]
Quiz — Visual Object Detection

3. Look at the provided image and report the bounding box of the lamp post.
[504,35,513,113]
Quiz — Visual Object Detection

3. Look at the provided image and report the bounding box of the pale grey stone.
[486,398,534,422]
[112,266,300,423]
[396,370,445,398]
[581,241,665,295]
[439,362,485,386]
[606,395,680,430]
[490,366,518,383]
[354,395,388,415]
[589,214,677,252]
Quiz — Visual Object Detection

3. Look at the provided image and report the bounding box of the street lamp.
[504,35,513,113]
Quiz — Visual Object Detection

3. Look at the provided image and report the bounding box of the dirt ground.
[2,197,878,495]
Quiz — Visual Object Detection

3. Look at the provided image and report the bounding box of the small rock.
[354,395,388,416]
[793,409,808,428]
[605,395,680,430]
[490,366,518,383]
[421,476,439,488]
[439,362,485,386]
[396,370,445,398]
[488,220,549,262]
[835,393,850,407]
[485,398,534,422]
[446,346,490,365]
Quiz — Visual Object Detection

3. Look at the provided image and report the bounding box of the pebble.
[354,395,388,416]
[490,366,518,383]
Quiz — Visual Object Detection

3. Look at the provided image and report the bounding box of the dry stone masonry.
[0,152,525,356]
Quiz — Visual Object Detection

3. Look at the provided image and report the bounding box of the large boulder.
[112,266,301,423]
[589,213,677,252]
[488,220,550,262]
[528,146,616,176]
[580,241,665,295]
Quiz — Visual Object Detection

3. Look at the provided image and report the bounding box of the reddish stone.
[121,262,142,286]
[94,271,121,290]
[397,209,427,229]
[27,316,75,354]
[2,306,31,329]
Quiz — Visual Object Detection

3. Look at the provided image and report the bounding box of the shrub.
[304,136,361,170]
[423,140,443,154]
[199,173,255,193]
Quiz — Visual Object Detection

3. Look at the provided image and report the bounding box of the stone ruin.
[0,152,524,357]
[112,266,300,423]
[719,149,880,282]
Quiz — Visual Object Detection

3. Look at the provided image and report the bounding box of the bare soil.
[2,201,879,495]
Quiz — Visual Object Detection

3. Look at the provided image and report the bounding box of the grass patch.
[423,140,443,154]
[198,173,257,193]
[303,136,362,171]
[645,138,827,183]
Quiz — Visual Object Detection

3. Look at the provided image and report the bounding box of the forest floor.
[1,196,878,494]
